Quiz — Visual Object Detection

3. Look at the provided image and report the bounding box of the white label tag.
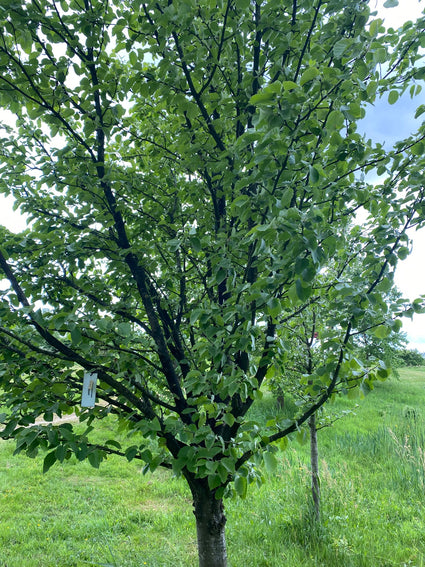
[82,372,97,408]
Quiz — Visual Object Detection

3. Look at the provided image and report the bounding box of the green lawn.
[1,367,424,566]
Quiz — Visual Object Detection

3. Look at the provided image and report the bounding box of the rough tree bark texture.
[189,479,228,567]
[309,412,320,520]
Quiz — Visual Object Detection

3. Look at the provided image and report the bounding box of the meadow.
[0,367,424,567]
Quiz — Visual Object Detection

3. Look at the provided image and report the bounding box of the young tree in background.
[0,1,424,565]
[396,348,425,366]
[269,293,405,520]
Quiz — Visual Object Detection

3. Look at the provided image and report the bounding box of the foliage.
[353,332,407,374]
[350,288,408,375]
[268,294,401,419]
[396,348,425,367]
[0,1,425,563]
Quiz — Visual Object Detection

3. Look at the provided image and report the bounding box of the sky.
[1,1,425,348]
[364,0,425,350]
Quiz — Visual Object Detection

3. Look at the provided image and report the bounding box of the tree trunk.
[309,412,320,520]
[188,477,228,567]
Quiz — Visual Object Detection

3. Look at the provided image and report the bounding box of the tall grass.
[0,367,424,566]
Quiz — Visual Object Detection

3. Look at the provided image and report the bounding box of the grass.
[1,367,425,566]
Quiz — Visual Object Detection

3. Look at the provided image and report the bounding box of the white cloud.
[0,195,28,233]
[373,0,424,28]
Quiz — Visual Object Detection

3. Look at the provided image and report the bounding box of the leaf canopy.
[0,0,424,494]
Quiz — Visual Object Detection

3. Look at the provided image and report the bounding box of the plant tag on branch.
[81,372,97,408]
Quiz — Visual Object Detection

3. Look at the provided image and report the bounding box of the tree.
[269,310,327,520]
[268,297,401,520]
[351,286,408,374]
[396,348,425,366]
[0,1,424,565]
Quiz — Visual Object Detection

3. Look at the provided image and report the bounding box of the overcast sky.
[1,1,425,348]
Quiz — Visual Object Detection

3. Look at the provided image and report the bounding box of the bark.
[309,412,320,520]
[188,478,228,567]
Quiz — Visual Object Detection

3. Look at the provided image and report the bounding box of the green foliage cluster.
[0,1,425,564]
[396,348,425,367]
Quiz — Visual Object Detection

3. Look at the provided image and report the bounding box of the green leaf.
[129,51,138,67]
[88,450,101,469]
[391,319,403,332]
[326,110,345,131]
[388,90,399,105]
[377,367,389,379]
[282,81,298,91]
[398,246,409,260]
[167,238,181,252]
[412,299,424,313]
[55,444,67,462]
[117,322,132,337]
[149,417,161,432]
[295,279,312,301]
[215,268,227,285]
[295,429,308,445]
[189,309,203,325]
[18,29,33,55]
[190,236,202,252]
[52,383,67,395]
[58,424,75,442]
[263,451,277,474]
[333,38,351,58]
[360,379,373,397]
[125,446,139,462]
[77,444,88,461]
[249,91,275,105]
[414,105,425,119]
[373,325,390,339]
[369,19,383,37]
[208,474,223,490]
[265,365,275,379]
[234,475,247,498]
[411,142,424,156]
[223,412,235,427]
[105,439,122,450]
[267,297,281,318]
[43,450,57,474]
[70,326,82,345]
[309,165,320,184]
[383,0,398,7]
[373,48,387,64]
[299,67,319,86]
